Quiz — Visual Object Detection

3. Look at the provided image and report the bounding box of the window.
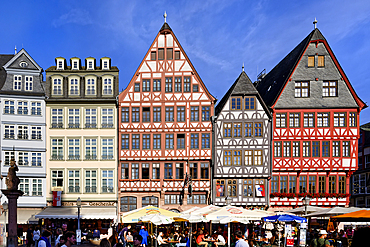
[165,194,179,204]
[131,164,139,179]
[18,152,29,166]
[233,123,241,137]
[295,81,309,97]
[143,134,150,149]
[165,107,174,122]
[57,60,63,69]
[191,106,199,121]
[275,113,286,128]
[177,134,185,149]
[271,176,278,193]
[317,113,329,127]
[343,141,350,157]
[68,170,80,193]
[333,141,340,157]
[85,109,97,128]
[85,170,97,193]
[216,180,225,197]
[175,77,182,92]
[120,197,137,212]
[228,180,237,197]
[233,150,242,166]
[193,84,199,92]
[31,102,41,115]
[202,133,210,149]
[245,97,255,110]
[18,101,28,115]
[73,61,78,69]
[142,79,150,92]
[283,141,291,157]
[176,163,184,179]
[289,113,300,127]
[52,170,64,188]
[51,108,63,128]
[103,78,113,95]
[299,176,307,193]
[142,196,159,207]
[20,179,30,196]
[254,122,263,137]
[102,108,114,128]
[153,107,161,122]
[18,125,28,139]
[312,141,320,157]
[69,78,79,95]
[85,139,97,160]
[329,176,336,193]
[243,180,253,197]
[102,170,114,193]
[245,150,253,165]
[339,176,346,193]
[223,123,231,137]
[231,97,241,110]
[289,176,296,193]
[152,164,160,179]
[177,106,185,122]
[308,56,315,67]
[4,100,15,114]
[164,163,173,179]
[188,194,206,204]
[31,153,41,166]
[53,78,62,95]
[322,141,330,157]
[184,77,191,92]
[323,81,338,97]
[68,109,80,128]
[103,60,108,69]
[334,113,346,127]
[68,139,80,160]
[142,164,150,179]
[318,55,325,67]
[280,176,287,193]
[309,176,316,193]
[121,107,130,123]
[224,151,232,166]
[4,151,15,166]
[190,163,198,179]
[254,150,262,165]
[153,134,161,149]
[142,107,150,122]
[292,142,300,157]
[202,106,210,121]
[88,61,93,69]
[165,77,172,92]
[274,142,282,157]
[158,49,164,60]
[86,78,96,95]
[121,164,129,179]
[153,79,161,92]
[32,179,42,196]
[101,138,114,160]
[191,134,199,149]
[151,51,156,60]
[245,123,252,137]
[303,113,314,127]
[131,107,140,122]
[318,176,326,193]
[201,163,209,179]
[165,134,174,149]
[167,48,173,60]
[51,138,64,160]
[175,51,180,60]
[349,112,356,127]
[303,141,310,157]
[14,75,22,90]
[134,83,140,92]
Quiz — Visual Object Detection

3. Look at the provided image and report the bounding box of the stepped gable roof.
[216,71,266,116]
[0,54,15,89]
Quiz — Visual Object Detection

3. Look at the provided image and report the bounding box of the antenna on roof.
[14,46,17,54]
[242,63,244,72]
[164,11,167,23]
[313,17,317,29]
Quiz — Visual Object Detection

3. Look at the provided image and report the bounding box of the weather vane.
[313,17,317,29]
[164,11,167,23]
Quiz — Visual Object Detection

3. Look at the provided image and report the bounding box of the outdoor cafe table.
[167,240,180,247]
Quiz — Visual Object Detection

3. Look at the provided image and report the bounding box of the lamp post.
[225,196,232,247]
[3,202,8,247]
[77,197,81,245]
[302,195,311,216]
[225,196,232,206]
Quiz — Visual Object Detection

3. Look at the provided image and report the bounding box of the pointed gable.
[4,48,42,72]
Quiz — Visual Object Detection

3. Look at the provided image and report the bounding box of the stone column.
[2,190,23,247]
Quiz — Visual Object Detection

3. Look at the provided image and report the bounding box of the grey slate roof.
[256,28,325,107]
[0,54,15,89]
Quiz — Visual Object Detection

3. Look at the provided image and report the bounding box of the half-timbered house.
[256,26,366,208]
[213,71,271,207]
[118,20,216,216]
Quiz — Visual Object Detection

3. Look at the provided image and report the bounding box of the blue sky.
[1,0,370,124]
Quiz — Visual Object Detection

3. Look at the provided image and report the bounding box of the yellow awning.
[121,206,180,223]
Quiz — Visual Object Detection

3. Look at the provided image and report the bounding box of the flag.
[53,191,62,206]
[216,185,224,197]
[255,185,265,197]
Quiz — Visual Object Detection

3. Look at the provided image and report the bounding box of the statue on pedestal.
[6,158,20,191]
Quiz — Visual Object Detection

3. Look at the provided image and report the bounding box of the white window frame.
[4,151,15,166]
[51,170,64,189]
[31,102,42,115]
[20,179,30,196]
[68,170,80,193]
[51,138,64,160]
[68,108,80,128]
[17,125,28,140]
[101,108,114,128]
[4,100,15,114]
[25,76,33,91]
[4,125,15,139]
[102,170,114,193]
[18,152,29,166]
[32,179,43,196]
[13,75,22,90]
[85,138,97,160]
[103,77,113,95]
[85,170,97,193]
[31,126,42,140]
[51,108,64,128]
[101,138,114,160]
[86,77,96,95]
[85,109,97,128]
[69,78,79,95]
[17,101,28,115]
[68,138,80,160]
[31,152,42,166]
[52,78,63,95]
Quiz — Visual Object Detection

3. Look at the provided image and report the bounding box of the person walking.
[60,232,76,247]
[38,230,52,247]
[119,225,131,247]
[139,226,149,247]
[310,230,330,247]
[235,230,249,247]
[55,228,63,247]
[33,227,41,247]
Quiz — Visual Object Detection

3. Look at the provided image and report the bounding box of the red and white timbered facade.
[257,28,366,208]
[118,22,215,217]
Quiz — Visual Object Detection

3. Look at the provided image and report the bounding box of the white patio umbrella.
[219,217,250,224]
[177,214,209,223]
[181,207,201,215]
[286,206,324,215]
[305,207,365,217]
[140,214,174,225]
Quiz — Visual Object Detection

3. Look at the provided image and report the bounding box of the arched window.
[120,196,137,212]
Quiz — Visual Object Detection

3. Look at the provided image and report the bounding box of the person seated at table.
[196,230,208,247]
[157,232,170,247]
[127,232,134,242]
[173,231,180,241]
[212,234,225,247]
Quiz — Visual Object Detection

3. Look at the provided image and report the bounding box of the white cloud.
[52,9,93,27]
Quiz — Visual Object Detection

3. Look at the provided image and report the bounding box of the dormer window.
[73,61,78,70]
[53,78,63,95]
[103,77,113,95]
[69,78,79,95]
[88,61,93,69]
[13,75,22,90]
[86,78,96,95]
[57,60,64,70]
[103,61,108,69]
[25,76,33,91]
